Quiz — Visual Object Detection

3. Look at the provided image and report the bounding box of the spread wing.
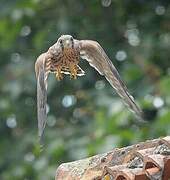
[35,53,49,143]
[79,40,144,120]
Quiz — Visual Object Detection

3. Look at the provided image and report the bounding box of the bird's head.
[57,35,74,50]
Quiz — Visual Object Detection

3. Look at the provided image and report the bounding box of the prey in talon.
[35,34,144,142]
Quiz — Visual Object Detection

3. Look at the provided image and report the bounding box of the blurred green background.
[0,0,170,179]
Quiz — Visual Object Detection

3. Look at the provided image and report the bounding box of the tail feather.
[61,65,85,76]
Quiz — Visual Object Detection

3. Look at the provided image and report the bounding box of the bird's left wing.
[79,40,144,120]
[35,53,49,143]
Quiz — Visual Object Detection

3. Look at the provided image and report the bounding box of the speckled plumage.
[35,35,144,142]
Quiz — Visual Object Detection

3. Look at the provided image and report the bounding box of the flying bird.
[35,35,144,141]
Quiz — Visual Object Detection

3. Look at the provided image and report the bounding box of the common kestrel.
[35,35,144,141]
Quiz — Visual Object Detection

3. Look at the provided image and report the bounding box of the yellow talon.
[70,71,77,79]
[56,66,63,81]
[70,74,77,80]
[104,175,111,180]
[69,64,77,80]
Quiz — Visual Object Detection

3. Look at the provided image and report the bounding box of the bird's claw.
[55,66,63,81]
[69,64,77,80]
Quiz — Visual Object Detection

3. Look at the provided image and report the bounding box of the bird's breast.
[49,48,80,73]
[62,49,80,64]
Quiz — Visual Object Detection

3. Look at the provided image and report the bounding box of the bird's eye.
[70,37,73,41]
[59,39,63,44]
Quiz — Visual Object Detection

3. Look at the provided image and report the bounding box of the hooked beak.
[65,40,70,47]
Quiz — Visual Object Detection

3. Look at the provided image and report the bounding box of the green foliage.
[0,0,170,179]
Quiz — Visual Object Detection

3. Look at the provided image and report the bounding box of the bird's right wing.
[35,53,49,143]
